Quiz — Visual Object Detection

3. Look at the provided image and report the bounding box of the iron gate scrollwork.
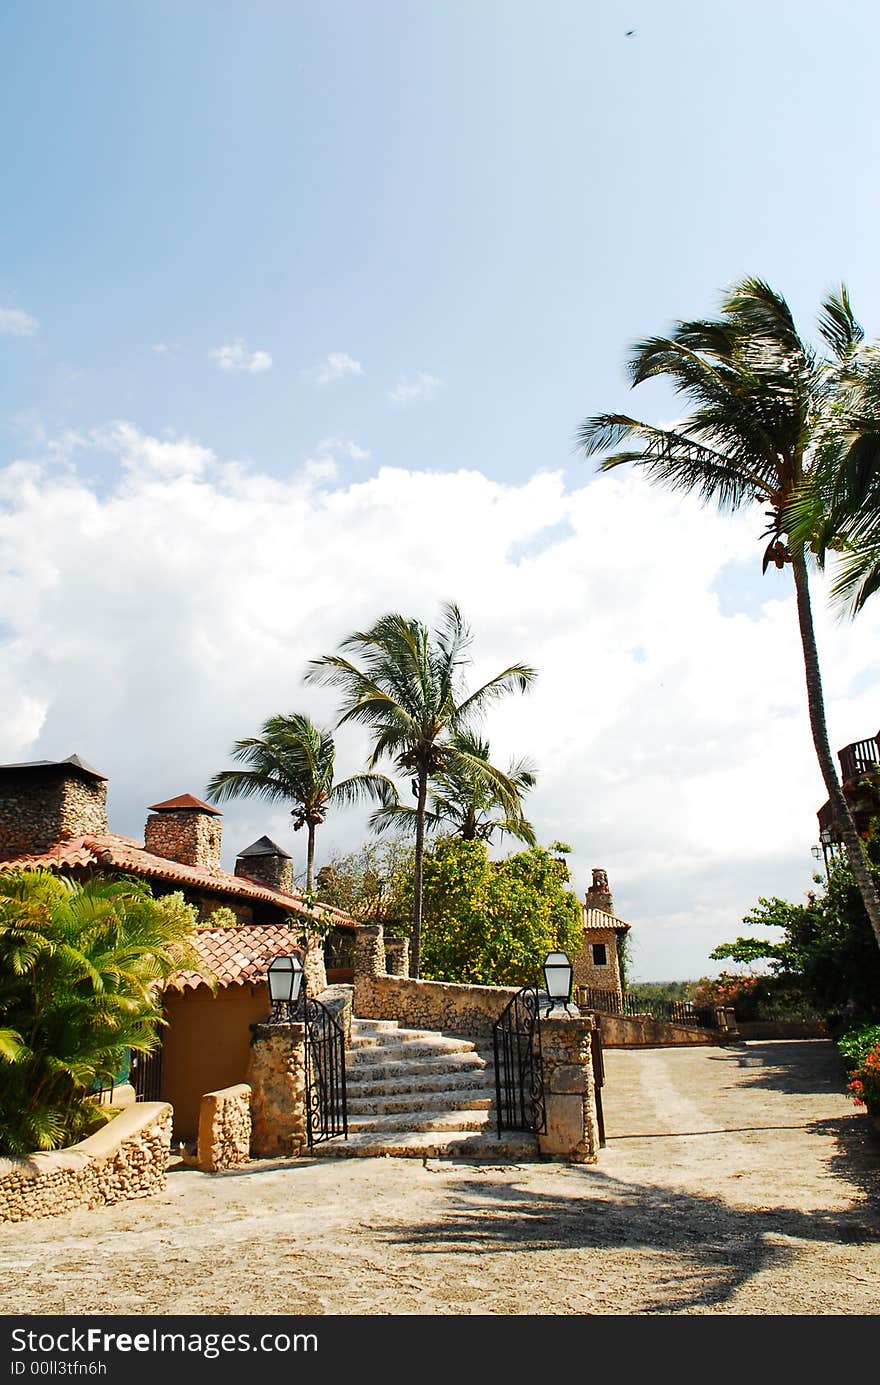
[303,997,348,1147]
[492,984,546,1135]
[130,1044,163,1102]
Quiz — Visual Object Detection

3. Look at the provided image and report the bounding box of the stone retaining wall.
[356,973,519,1036]
[0,1102,172,1223]
[194,1085,252,1171]
[590,1012,719,1047]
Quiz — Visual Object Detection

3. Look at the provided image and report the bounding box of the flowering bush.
[837,1023,880,1115]
[690,972,759,1009]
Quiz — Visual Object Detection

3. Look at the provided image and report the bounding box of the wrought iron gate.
[304,998,348,1147]
[130,1044,163,1102]
[492,985,546,1135]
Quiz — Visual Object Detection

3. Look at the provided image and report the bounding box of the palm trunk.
[411,768,428,979]
[306,822,316,893]
[792,552,880,950]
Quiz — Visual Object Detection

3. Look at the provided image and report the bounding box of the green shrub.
[0,870,198,1156]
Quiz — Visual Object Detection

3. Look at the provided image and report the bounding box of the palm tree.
[577,277,880,952]
[206,713,397,891]
[370,727,537,847]
[784,293,880,616]
[305,603,537,977]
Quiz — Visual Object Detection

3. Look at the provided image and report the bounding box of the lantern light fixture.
[267,953,305,1021]
[542,950,574,1015]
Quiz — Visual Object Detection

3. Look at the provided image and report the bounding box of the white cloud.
[316,437,371,463]
[0,308,38,337]
[92,421,215,479]
[209,339,273,373]
[315,353,364,385]
[387,371,443,404]
[2,424,879,981]
[152,342,180,356]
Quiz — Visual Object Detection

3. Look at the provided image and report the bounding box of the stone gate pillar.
[245,1022,308,1157]
[383,936,410,978]
[537,1012,601,1163]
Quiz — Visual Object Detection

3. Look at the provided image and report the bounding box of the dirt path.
[1,1040,878,1316]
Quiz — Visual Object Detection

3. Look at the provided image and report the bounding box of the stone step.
[347,1036,480,1064]
[307,1129,538,1160]
[346,1108,493,1134]
[345,1069,496,1099]
[347,1091,493,1116]
[343,1051,490,1082]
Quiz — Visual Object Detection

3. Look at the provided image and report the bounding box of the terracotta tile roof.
[166,923,301,993]
[583,906,631,933]
[147,793,221,814]
[0,832,358,928]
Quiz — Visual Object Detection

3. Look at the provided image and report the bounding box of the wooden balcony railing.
[838,736,880,783]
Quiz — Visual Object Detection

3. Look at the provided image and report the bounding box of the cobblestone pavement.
[1,1040,878,1316]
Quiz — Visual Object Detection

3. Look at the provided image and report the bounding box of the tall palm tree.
[370,727,537,847]
[577,277,880,952]
[305,603,537,977]
[206,713,397,891]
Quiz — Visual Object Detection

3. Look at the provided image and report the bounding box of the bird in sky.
[625,30,637,37]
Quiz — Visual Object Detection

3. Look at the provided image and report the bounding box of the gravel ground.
[1,1039,878,1316]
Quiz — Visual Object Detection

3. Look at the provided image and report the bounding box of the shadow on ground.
[703,1041,849,1095]
[376,1141,880,1314]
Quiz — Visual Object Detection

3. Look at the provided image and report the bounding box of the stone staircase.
[308,1017,538,1160]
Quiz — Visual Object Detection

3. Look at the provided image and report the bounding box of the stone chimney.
[584,866,614,916]
[144,794,222,870]
[0,755,108,860]
[234,836,293,893]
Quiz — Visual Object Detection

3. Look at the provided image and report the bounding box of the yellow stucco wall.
[161,985,270,1141]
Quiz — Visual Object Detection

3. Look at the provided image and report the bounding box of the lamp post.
[267,953,305,1021]
[542,950,574,1015]
[813,828,835,877]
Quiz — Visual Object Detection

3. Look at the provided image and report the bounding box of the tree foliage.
[306,602,536,976]
[419,838,582,988]
[0,872,199,1156]
[315,839,416,938]
[370,727,536,847]
[710,838,880,1020]
[206,712,396,890]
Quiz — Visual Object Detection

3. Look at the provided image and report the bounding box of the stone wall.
[588,1012,718,1047]
[144,810,222,870]
[573,924,623,995]
[384,937,410,977]
[354,924,516,1034]
[246,1022,308,1157]
[0,1102,172,1223]
[0,767,108,860]
[356,973,519,1036]
[317,984,353,1044]
[194,1084,252,1171]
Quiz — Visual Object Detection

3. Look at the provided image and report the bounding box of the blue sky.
[3,2,880,979]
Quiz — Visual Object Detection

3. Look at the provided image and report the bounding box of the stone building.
[572,867,631,1000]
[0,755,362,1139]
